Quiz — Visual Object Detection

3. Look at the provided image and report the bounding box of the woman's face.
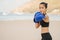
[39,4,47,14]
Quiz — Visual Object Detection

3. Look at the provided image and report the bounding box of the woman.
[34,2,52,40]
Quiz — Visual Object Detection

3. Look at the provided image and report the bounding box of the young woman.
[34,2,52,40]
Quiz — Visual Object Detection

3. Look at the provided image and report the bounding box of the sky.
[0,0,31,12]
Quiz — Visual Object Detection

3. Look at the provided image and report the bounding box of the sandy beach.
[0,20,60,40]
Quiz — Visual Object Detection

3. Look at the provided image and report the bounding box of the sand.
[0,20,60,40]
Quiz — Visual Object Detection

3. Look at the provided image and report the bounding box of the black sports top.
[40,20,49,27]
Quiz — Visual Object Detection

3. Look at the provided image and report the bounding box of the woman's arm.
[35,22,40,29]
[33,14,40,29]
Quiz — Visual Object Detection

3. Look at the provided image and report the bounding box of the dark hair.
[40,2,48,8]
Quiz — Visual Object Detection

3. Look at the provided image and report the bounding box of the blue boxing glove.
[33,12,45,23]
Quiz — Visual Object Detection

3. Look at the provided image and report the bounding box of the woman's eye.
[39,7,44,9]
[41,7,44,9]
[39,7,41,9]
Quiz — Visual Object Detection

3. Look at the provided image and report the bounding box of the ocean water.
[0,13,60,21]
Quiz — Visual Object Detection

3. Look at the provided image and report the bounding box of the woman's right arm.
[33,17,40,29]
[35,22,40,29]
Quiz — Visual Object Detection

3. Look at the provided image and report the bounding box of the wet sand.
[0,20,60,40]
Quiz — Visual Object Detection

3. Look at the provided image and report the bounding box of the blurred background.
[0,0,60,40]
